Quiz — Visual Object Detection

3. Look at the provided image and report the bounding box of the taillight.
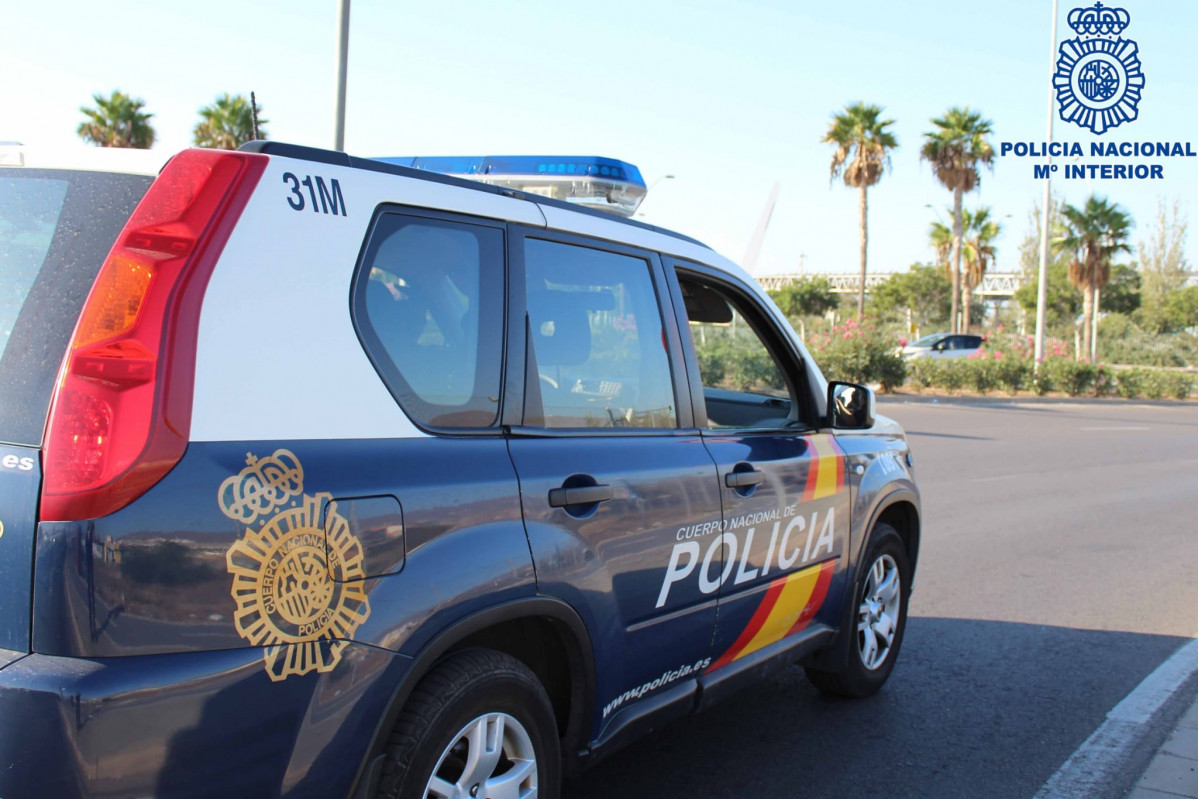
[41,149,267,521]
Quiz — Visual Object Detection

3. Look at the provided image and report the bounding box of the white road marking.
[1080,426,1150,431]
[1034,636,1198,799]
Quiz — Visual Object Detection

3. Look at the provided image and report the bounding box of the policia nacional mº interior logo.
[219,449,371,681]
[1054,1,1145,135]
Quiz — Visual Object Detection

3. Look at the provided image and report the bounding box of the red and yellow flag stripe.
[706,559,836,673]
[802,434,846,502]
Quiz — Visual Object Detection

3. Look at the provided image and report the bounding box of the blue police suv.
[0,141,920,798]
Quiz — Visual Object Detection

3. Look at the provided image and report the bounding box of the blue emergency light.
[374,155,647,217]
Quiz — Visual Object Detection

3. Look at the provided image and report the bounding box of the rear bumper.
[0,643,410,799]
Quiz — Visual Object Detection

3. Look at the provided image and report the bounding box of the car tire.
[376,648,561,799]
[804,523,910,698]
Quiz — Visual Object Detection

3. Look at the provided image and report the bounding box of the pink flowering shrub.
[899,327,1193,400]
[808,319,906,392]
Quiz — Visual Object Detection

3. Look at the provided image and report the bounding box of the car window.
[523,238,676,429]
[676,274,802,429]
[0,169,152,446]
[354,214,504,428]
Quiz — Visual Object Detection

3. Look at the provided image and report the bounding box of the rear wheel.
[377,648,560,799]
[805,523,910,698]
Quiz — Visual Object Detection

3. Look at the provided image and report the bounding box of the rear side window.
[354,213,505,429]
[0,169,152,446]
[523,238,676,429]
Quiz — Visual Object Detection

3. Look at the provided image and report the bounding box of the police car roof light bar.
[374,155,648,218]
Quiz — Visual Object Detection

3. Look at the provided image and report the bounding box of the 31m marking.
[283,173,347,216]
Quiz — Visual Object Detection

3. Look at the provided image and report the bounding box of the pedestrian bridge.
[757,271,1025,299]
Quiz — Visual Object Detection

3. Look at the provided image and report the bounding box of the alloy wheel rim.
[425,712,538,799]
[857,553,901,671]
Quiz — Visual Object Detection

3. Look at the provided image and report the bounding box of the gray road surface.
[568,399,1198,799]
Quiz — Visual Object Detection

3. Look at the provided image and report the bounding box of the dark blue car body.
[0,142,919,798]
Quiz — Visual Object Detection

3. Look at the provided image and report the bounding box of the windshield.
[0,169,152,446]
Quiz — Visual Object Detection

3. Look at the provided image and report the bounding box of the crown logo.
[1067,2,1130,38]
[218,449,304,525]
[1053,1,1144,135]
[219,450,371,681]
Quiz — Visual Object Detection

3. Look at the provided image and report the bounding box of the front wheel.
[377,648,561,799]
[805,523,911,698]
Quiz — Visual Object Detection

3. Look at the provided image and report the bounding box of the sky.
[2,0,1195,278]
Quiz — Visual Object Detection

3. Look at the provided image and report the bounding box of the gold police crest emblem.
[219,449,371,681]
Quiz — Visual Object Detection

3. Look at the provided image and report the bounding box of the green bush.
[691,329,785,393]
[1141,369,1168,400]
[994,357,1032,395]
[1093,366,1116,398]
[936,359,965,394]
[1099,313,1198,368]
[962,357,998,394]
[906,358,937,390]
[1172,373,1196,400]
[1114,369,1141,399]
[695,346,726,387]
[1139,370,1196,400]
[1031,365,1053,396]
[728,348,783,392]
[810,320,907,392]
[1040,358,1096,397]
[873,353,908,393]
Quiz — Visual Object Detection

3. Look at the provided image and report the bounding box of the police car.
[0,141,921,798]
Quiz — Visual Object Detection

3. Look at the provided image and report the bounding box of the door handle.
[548,484,613,507]
[725,469,765,488]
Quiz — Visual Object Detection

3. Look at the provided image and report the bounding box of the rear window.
[0,169,152,446]
[353,212,506,429]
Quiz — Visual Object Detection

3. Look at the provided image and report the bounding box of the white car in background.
[901,333,985,360]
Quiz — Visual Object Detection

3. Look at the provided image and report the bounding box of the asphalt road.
[568,398,1198,799]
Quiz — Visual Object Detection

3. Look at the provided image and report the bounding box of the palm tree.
[1055,195,1133,361]
[823,103,898,320]
[960,207,1001,334]
[920,108,995,333]
[929,216,953,274]
[77,91,155,148]
[193,93,267,150]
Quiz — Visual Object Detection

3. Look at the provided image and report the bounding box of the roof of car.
[0,143,167,175]
[239,141,709,250]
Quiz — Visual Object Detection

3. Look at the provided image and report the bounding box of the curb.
[1034,639,1198,799]
[875,394,1196,408]
[1127,695,1198,798]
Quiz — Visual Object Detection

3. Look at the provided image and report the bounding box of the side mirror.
[932,341,945,351]
[827,382,875,430]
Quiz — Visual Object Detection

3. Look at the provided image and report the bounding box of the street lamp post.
[334,0,351,151]
[1034,0,1060,368]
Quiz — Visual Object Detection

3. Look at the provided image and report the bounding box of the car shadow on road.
[565,617,1192,799]
[905,431,995,440]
